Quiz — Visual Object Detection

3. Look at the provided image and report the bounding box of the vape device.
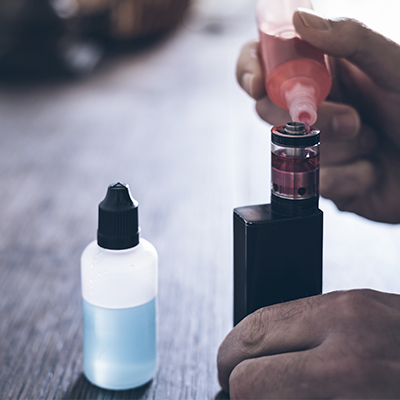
[233,122,323,325]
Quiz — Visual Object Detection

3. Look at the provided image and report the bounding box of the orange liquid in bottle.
[259,32,331,112]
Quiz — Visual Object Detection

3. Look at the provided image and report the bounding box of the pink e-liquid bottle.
[256,0,331,125]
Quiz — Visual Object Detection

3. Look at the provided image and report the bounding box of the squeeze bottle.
[81,182,158,390]
[256,0,331,125]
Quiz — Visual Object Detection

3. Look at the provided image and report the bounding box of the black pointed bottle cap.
[97,182,140,250]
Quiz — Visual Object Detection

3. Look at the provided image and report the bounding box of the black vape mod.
[234,122,323,325]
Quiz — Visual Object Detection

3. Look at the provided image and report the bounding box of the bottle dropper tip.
[285,82,318,126]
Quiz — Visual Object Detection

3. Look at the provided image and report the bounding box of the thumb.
[293,9,400,91]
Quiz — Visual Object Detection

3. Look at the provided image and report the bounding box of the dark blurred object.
[107,0,191,40]
[0,0,190,78]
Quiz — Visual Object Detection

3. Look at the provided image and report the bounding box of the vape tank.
[233,122,323,325]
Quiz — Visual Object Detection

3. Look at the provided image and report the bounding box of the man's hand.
[237,10,400,223]
[217,289,400,399]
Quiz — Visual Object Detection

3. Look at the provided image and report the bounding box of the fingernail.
[332,112,359,138]
[297,8,330,31]
[242,73,254,97]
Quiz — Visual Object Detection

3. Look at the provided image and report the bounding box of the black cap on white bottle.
[97,182,140,250]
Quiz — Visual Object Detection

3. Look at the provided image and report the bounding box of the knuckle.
[330,289,377,319]
[239,307,269,349]
[337,349,383,389]
[345,17,369,38]
[333,352,368,386]
[334,17,367,38]
[329,18,370,58]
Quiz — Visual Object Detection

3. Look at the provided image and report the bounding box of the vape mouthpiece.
[284,121,307,135]
[285,83,317,125]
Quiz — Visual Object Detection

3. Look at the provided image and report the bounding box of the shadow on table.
[63,373,152,400]
[65,374,231,400]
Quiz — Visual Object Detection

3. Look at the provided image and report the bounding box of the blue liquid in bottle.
[83,297,157,390]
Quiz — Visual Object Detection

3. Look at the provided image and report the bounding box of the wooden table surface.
[1,1,400,399]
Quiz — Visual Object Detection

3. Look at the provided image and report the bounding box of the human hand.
[237,10,400,223]
[217,289,400,399]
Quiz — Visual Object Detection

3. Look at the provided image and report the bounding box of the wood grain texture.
[0,6,258,399]
[1,1,400,399]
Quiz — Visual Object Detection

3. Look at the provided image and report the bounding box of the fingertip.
[320,160,376,202]
[316,102,361,141]
[255,96,291,125]
[320,166,351,201]
[229,360,253,400]
[217,351,230,393]
[218,374,230,394]
[294,9,331,31]
[237,41,266,100]
[242,73,254,97]
[293,14,364,58]
[294,15,400,90]
[252,73,267,100]
[331,108,361,139]
[241,72,265,100]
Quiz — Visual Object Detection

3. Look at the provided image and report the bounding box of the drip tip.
[285,82,317,125]
[97,182,140,250]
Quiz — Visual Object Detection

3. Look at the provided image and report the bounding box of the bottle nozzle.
[284,82,318,126]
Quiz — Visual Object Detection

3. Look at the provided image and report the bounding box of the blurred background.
[1,1,400,399]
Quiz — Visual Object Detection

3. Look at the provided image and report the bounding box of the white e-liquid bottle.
[81,182,158,390]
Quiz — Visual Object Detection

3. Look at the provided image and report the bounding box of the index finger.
[236,41,267,100]
[293,11,400,92]
[217,294,326,392]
